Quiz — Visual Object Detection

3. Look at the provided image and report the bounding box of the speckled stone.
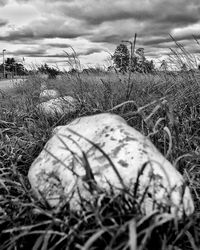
[37,96,78,116]
[39,89,60,100]
[28,113,194,216]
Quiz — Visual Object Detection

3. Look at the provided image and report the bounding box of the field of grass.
[0,69,200,249]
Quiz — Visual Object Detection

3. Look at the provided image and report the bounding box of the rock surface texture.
[37,96,78,116]
[39,89,60,101]
[28,113,194,216]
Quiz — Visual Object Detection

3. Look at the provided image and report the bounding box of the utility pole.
[2,49,6,78]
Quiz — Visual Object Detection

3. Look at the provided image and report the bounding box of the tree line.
[0,57,27,77]
[0,45,156,78]
[112,44,155,73]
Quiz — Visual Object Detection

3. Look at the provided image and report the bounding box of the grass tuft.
[0,65,200,249]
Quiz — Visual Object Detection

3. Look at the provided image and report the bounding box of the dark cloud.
[1,0,200,64]
[159,13,199,25]
[135,0,200,49]
[10,48,47,57]
[0,29,35,41]
[44,48,103,58]
[142,37,172,46]
[4,1,200,47]
[43,54,69,58]
[90,34,128,44]
[47,0,74,2]
[51,1,154,25]
[0,0,7,6]
[73,10,153,25]
[33,17,91,39]
[141,33,200,48]
[48,0,200,29]
[0,19,90,42]
[16,0,73,3]
[15,0,30,2]
[0,18,7,27]
[9,47,103,58]
[63,0,198,53]
[47,43,71,48]
[78,48,104,56]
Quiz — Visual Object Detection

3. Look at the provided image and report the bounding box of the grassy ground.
[0,70,200,249]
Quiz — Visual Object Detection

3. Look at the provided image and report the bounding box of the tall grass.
[0,42,200,249]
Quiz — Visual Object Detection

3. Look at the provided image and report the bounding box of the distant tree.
[112,44,130,73]
[1,57,27,76]
[148,60,155,72]
[5,58,15,73]
[130,49,155,73]
[112,44,155,74]
[68,68,79,75]
[38,63,60,79]
[143,60,155,73]
[160,60,168,71]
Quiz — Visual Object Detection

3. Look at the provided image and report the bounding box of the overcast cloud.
[0,0,200,68]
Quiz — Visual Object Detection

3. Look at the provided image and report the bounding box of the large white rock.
[37,96,78,116]
[28,113,194,216]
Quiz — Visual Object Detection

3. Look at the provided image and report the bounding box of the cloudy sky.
[0,0,200,69]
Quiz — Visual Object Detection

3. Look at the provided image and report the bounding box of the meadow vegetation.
[0,49,200,249]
